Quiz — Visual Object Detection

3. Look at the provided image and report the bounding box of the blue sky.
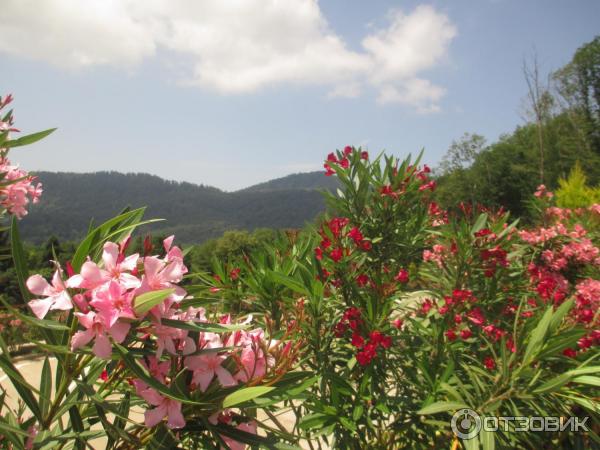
[1,0,599,190]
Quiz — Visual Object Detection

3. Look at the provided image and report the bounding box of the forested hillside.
[20,171,329,243]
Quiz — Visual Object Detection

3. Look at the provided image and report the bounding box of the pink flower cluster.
[0,95,43,218]
[534,184,554,199]
[26,236,280,435]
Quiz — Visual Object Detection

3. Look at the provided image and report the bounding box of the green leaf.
[572,375,600,387]
[299,413,333,431]
[213,422,276,447]
[4,128,56,148]
[133,288,175,316]
[565,365,600,377]
[533,372,572,394]
[222,386,276,408]
[352,405,364,421]
[0,419,28,437]
[268,271,309,296]
[146,423,179,450]
[480,428,495,450]
[471,213,488,235]
[522,306,553,365]
[548,298,573,334]
[160,318,247,333]
[39,357,52,417]
[417,401,469,415]
[0,349,43,422]
[10,216,30,302]
[68,405,86,450]
[0,418,27,449]
[71,208,146,271]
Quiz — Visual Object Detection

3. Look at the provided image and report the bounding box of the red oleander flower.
[460,328,472,340]
[394,269,409,283]
[356,274,370,287]
[351,332,365,348]
[330,247,343,263]
[483,356,496,370]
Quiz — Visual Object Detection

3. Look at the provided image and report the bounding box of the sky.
[1,0,599,191]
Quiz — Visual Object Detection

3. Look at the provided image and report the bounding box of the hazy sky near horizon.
[1,0,599,191]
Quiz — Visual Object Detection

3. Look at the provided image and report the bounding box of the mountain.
[240,171,339,192]
[19,171,332,244]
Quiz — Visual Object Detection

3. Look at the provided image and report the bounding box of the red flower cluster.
[315,218,371,264]
[480,246,508,277]
[323,146,368,176]
[334,307,392,366]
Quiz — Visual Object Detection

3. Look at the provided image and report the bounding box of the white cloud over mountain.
[0,1,456,112]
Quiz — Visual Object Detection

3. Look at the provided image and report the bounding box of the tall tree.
[553,36,600,154]
[522,52,555,184]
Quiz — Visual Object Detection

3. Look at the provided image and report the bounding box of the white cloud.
[0,0,456,112]
[0,0,156,68]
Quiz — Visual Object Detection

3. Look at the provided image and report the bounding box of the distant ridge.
[240,171,339,192]
[20,170,332,244]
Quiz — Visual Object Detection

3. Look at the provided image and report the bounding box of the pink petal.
[75,311,96,329]
[140,388,164,406]
[144,403,167,427]
[102,242,119,270]
[119,273,141,290]
[65,274,84,289]
[194,368,215,392]
[93,334,112,359]
[50,291,72,311]
[28,298,52,319]
[163,236,175,253]
[181,336,196,355]
[120,253,139,272]
[215,366,237,387]
[166,400,185,429]
[71,329,94,350]
[26,275,51,296]
[50,269,65,291]
[109,322,130,343]
[143,257,163,280]
[80,261,107,287]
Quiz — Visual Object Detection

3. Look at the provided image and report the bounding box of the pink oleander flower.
[67,241,140,290]
[0,157,43,218]
[185,353,237,392]
[136,252,187,312]
[71,311,130,359]
[133,380,185,429]
[534,184,553,199]
[90,280,136,323]
[26,269,72,319]
[149,308,197,357]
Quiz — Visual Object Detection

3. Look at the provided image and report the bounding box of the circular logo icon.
[451,408,482,440]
